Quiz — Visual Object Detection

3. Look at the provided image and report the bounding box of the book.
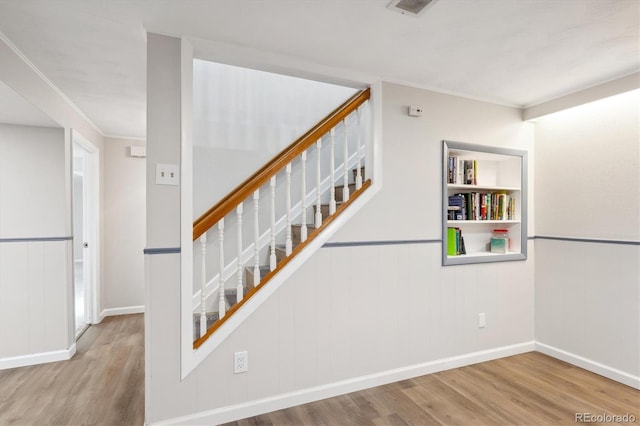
[465,161,474,185]
[448,194,466,220]
[473,160,478,185]
[459,231,466,255]
[447,227,458,256]
[448,156,455,183]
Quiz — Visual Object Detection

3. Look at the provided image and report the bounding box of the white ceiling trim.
[103,133,147,142]
[0,30,105,137]
[381,76,522,109]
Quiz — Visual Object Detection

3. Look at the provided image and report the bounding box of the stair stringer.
[182,181,379,379]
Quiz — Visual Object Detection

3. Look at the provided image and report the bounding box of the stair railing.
[193,88,371,348]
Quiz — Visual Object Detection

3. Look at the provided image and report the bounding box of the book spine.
[448,156,454,183]
[473,160,478,185]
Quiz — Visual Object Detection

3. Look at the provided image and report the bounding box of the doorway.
[72,135,98,338]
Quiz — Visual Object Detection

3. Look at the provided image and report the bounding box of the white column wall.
[146,48,537,424]
[534,89,640,388]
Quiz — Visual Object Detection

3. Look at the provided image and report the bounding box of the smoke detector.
[387,0,438,16]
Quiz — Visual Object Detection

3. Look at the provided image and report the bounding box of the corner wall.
[103,137,146,315]
[534,89,640,388]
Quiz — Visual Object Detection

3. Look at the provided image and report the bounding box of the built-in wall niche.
[442,140,528,266]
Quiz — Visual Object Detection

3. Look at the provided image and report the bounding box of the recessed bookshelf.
[442,140,528,266]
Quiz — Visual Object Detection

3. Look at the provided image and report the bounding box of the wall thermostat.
[409,105,423,117]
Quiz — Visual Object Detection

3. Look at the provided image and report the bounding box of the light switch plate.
[156,163,179,186]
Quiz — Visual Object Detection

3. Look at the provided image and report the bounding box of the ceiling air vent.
[387,0,437,16]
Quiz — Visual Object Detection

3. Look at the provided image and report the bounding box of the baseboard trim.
[100,305,145,321]
[157,341,535,425]
[0,343,77,370]
[535,342,640,390]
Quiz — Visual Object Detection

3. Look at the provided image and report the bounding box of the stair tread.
[315,201,344,208]
[245,265,272,273]
[334,183,356,189]
[225,285,254,294]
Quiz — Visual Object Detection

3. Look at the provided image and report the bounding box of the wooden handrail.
[193,87,371,240]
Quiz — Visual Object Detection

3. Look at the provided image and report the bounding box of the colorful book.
[447,227,458,256]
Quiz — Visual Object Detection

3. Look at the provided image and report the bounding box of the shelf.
[448,250,520,258]
[447,220,520,225]
[445,251,527,265]
[442,140,528,266]
[447,184,520,192]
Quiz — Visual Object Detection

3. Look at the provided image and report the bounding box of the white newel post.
[300,151,308,242]
[356,107,363,190]
[285,164,292,255]
[329,128,337,215]
[269,176,277,271]
[199,232,207,338]
[218,218,225,318]
[343,118,349,202]
[236,203,243,303]
[315,139,323,228]
[253,190,260,286]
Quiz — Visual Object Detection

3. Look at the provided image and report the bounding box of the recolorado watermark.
[575,412,636,423]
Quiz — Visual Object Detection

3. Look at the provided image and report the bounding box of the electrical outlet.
[234,351,248,374]
[478,312,486,328]
[155,163,179,186]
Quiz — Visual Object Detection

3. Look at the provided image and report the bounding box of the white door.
[72,139,97,337]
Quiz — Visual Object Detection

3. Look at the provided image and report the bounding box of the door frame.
[72,130,101,326]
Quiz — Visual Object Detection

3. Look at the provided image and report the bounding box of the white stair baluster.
[356,107,363,190]
[315,139,323,228]
[285,164,293,255]
[236,203,243,303]
[343,118,349,202]
[300,151,308,242]
[253,190,260,286]
[329,128,337,214]
[199,232,207,338]
[218,218,225,318]
[269,176,277,271]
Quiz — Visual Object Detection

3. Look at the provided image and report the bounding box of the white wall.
[0,33,106,367]
[146,40,537,424]
[0,125,67,237]
[103,137,146,313]
[192,59,357,218]
[0,124,73,364]
[534,89,640,388]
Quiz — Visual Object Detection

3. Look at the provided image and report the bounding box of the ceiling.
[0,0,637,140]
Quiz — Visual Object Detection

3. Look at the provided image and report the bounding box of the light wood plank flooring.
[0,314,144,426]
[2,316,638,426]
[227,352,640,426]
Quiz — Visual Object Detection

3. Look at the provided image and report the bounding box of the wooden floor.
[228,352,640,426]
[0,314,144,426]
[1,317,638,426]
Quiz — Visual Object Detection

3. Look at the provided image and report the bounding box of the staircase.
[192,89,371,348]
